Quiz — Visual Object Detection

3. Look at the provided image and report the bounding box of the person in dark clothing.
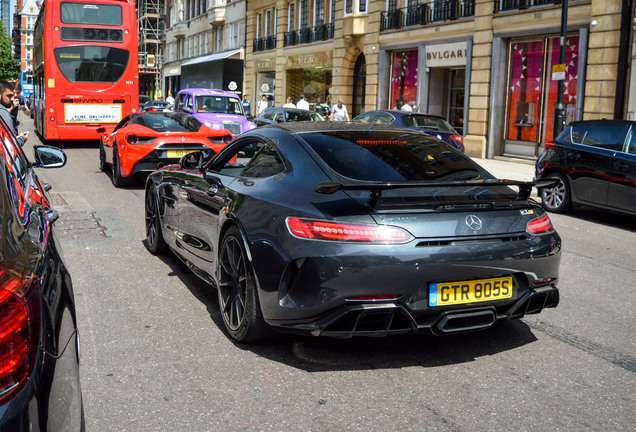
[0,81,29,146]
[9,82,31,130]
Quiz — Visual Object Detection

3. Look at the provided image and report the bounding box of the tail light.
[526,214,554,235]
[544,142,556,150]
[450,134,464,144]
[286,217,413,243]
[223,134,233,144]
[0,264,39,405]
[125,133,138,144]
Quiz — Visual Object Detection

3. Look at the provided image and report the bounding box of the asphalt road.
[19,116,635,431]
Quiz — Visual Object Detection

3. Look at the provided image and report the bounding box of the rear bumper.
[274,285,559,338]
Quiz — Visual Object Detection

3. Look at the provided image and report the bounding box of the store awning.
[181,49,241,67]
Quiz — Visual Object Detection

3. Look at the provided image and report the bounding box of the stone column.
[464,0,493,158]
[583,0,622,120]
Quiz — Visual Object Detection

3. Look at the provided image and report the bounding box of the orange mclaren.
[99,112,233,187]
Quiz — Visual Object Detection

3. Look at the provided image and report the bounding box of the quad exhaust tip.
[435,309,496,334]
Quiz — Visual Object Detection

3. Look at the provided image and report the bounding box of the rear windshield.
[401,115,455,132]
[285,110,325,122]
[135,113,203,132]
[558,123,628,151]
[301,130,480,182]
[60,3,123,26]
[55,46,129,83]
[195,96,243,115]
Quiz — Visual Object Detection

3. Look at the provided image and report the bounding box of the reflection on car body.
[145,123,561,343]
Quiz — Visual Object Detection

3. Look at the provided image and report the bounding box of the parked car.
[0,117,84,430]
[352,110,465,152]
[535,119,636,216]
[252,107,326,126]
[174,88,257,137]
[141,100,173,112]
[99,111,233,187]
[144,122,560,343]
[139,94,152,107]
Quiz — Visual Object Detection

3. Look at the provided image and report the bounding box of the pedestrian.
[242,95,251,116]
[257,95,268,115]
[283,96,296,108]
[9,82,30,130]
[0,81,29,146]
[393,99,404,110]
[296,94,309,110]
[401,100,413,112]
[330,98,350,122]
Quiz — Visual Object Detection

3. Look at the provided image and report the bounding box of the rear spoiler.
[314,179,559,209]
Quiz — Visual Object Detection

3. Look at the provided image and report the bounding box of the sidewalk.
[471,156,536,182]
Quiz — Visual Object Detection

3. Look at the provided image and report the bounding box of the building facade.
[162,0,248,100]
[17,0,38,73]
[245,0,632,159]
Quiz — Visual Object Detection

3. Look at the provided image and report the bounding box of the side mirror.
[182,106,193,114]
[33,145,67,168]
[179,151,204,170]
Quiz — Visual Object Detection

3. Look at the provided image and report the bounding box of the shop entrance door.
[503,36,579,157]
[352,54,366,117]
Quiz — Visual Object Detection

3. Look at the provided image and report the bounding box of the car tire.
[540,172,572,214]
[99,140,107,172]
[111,146,130,188]
[145,187,168,254]
[217,225,270,342]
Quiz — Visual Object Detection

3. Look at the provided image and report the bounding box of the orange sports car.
[99,112,233,187]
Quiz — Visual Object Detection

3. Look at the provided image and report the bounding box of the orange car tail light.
[125,133,138,144]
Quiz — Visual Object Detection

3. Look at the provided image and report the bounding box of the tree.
[0,22,20,81]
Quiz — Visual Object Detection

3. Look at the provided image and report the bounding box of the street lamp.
[553,0,569,137]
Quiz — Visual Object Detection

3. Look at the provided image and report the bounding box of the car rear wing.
[314,179,558,210]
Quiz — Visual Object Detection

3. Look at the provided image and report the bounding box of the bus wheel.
[112,148,129,188]
[99,140,107,172]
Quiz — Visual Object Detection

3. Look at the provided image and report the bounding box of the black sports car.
[0,118,84,429]
[145,123,561,342]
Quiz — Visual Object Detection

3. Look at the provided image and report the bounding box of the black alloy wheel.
[111,146,129,188]
[145,187,167,254]
[217,226,269,342]
[99,140,107,172]
[540,172,572,214]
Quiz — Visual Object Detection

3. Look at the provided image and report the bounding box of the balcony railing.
[283,23,335,47]
[380,0,475,31]
[253,35,276,52]
[495,0,581,13]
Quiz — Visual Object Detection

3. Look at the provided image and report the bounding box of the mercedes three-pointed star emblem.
[465,215,483,231]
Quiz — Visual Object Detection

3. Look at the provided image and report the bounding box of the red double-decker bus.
[32,0,139,141]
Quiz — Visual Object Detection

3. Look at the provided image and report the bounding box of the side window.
[354,112,374,123]
[240,143,285,178]
[176,94,186,112]
[563,124,590,144]
[581,124,627,151]
[186,95,193,111]
[372,112,394,125]
[263,109,275,120]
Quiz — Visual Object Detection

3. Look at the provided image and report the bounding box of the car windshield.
[401,115,455,132]
[136,113,203,132]
[195,96,243,115]
[285,110,325,122]
[301,130,479,182]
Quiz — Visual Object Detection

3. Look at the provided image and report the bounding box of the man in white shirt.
[257,95,268,115]
[330,99,350,121]
[296,94,310,110]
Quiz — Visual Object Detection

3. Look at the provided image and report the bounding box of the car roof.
[566,119,636,126]
[259,121,419,135]
[372,110,446,120]
[177,88,240,98]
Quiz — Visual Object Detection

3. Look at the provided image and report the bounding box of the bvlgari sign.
[425,41,468,68]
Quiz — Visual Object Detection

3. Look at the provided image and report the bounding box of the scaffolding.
[137,0,165,99]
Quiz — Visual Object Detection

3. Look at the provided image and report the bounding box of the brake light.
[223,134,233,144]
[450,134,464,144]
[286,218,413,243]
[526,214,554,235]
[126,133,138,144]
[544,141,556,149]
[0,265,38,405]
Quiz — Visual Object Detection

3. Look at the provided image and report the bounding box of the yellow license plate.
[167,149,198,158]
[429,276,513,307]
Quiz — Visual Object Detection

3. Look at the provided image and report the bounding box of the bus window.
[54,46,129,82]
[60,3,122,26]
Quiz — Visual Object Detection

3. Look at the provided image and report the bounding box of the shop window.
[390,50,418,110]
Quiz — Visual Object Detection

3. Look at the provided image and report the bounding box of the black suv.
[0,118,84,430]
[535,119,636,216]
